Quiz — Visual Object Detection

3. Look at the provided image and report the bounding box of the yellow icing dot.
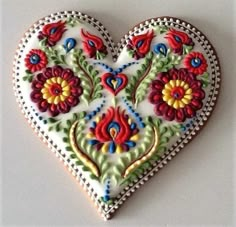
[169,80,176,87]
[116,145,123,154]
[86,132,94,139]
[167,97,175,106]
[185,88,192,95]
[175,80,181,86]
[164,83,172,91]
[130,134,139,141]
[173,100,179,109]
[56,77,63,84]
[101,142,109,153]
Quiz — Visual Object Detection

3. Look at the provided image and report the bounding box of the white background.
[1,0,236,226]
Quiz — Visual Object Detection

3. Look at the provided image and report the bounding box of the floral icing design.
[63,38,77,53]
[184,52,208,75]
[148,68,205,122]
[38,21,66,46]
[87,107,139,154]
[19,15,216,204]
[25,49,48,73]
[127,30,154,59]
[31,66,83,116]
[165,28,194,54]
[81,29,108,59]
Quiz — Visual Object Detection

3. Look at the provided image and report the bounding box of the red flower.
[165,29,194,54]
[87,107,139,154]
[148,68,205,122]
[30,66,83,116]
[81,29,107,59]
[25,49,48,73]
[127,30,154,59]
[38,21,66,46]
[184,52,208,75]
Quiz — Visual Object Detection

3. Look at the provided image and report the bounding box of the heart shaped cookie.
[12,11,221,220]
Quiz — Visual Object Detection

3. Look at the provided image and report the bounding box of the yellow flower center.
[162,79,193,109]
[41,77,71,105]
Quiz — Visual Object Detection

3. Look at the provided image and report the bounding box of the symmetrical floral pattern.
[21,17,213,198]
[81,29,108,59]
[127,30,154,59]
[148,68,205,122]
[165,28,194,54]
[184,52,208,75]
[25,49,48,73]
[30,66,83,116]
[38,21,66,46]
[87,107,139,154]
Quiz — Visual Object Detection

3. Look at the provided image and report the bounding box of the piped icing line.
[122,97,145,128]
[94,62,138,75]
[113,62,138,75]
[122,121,159,178]
[93,62,114,73]
[71,49,102,104]
[129,52,153,105]
[69,120,100,177]
[84,99,106,121]
[12,11,221,220]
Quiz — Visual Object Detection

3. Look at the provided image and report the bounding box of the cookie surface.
[12,11,220,220]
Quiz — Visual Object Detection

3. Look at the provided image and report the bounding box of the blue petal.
[91,121,96,128]
[63,38,77,53]
[109,142,116,154]
[125,141,136,148]
[103,195,110,202]
[154,43,167,56]
[130,123,136,130]
[88,140,99,145]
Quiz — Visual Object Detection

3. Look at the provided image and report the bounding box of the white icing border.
[12,11,221,220]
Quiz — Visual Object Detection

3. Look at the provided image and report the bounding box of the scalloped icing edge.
[12,11,221,220]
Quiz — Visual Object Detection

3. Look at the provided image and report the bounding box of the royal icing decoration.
[13,11,221,220]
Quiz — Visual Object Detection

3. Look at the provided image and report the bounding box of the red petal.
[58,102,70,113]
[68,77,80,86]
[30,90,42,102]
[52,66,63,77]
[31,80,44,90]
[164,106,175,121]
[191,99,203,110]
[61,69,73,80]
[175,109,186,122]
[154,101,168,116]
[48,104,59,117]
[38,100,48,112]
[148,91,163,104]
[66,96,79,107]
[192,89,205,99]
[81,29,104,50]
[185,105,196,117]
[151,80,164,90]
[158,72,170,83]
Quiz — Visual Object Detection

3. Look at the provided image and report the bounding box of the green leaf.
[48,117,58,123]
[65,146,72,151]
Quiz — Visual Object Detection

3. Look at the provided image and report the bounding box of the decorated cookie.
[12,11,220,220]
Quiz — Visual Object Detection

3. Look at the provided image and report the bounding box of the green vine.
[125,52,154,107]
[39,38,67,65]
[111,117,181,186]
[125,49,182,107]
[152,25,169,34]
[71,49,103,105]
[199,72,210,88]
[66,18,80,27]
[47,112,85,132]
[22,70,33,82]
[58,111,112,182]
